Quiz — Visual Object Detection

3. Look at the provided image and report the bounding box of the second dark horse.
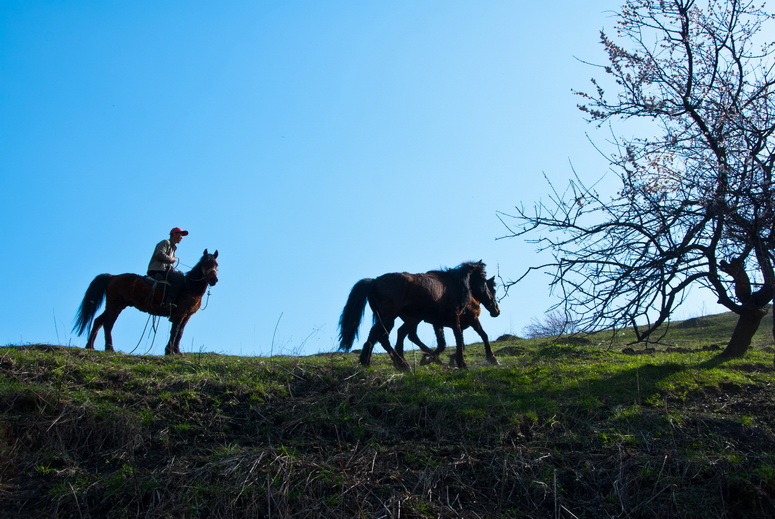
[395,276,500,366]
[338,261,500,370]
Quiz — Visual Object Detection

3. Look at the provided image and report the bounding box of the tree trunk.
[720,307,768,357]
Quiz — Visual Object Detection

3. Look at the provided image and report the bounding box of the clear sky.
[1,1,725,357]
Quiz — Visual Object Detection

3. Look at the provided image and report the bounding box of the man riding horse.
[147,227,188,311]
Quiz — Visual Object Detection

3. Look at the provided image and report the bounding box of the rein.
[186,263,217,283]
[185,262,216,310]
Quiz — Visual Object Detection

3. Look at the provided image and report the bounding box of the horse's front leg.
[166,315,190,355]
[452,321,466,369]
[471,319,498,365]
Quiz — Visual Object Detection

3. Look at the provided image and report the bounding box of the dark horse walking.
[395,276,500,366]
[73,250,219,355]
[338,261,500,370]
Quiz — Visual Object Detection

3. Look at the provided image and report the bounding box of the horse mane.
[429,261,486,279]
[425,261,487,309]
[185,253,206,277]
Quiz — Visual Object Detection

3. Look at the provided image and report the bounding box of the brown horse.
[395,276,500,365]
[338,261,499,369]
[73,250,219,355]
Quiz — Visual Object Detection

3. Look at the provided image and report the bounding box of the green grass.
[1,312,775,517]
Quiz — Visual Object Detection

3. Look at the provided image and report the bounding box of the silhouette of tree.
[503,0,775,357]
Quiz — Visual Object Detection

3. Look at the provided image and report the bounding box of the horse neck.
[185,265,209,295]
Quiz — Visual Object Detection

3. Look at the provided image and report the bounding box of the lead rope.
[200,288,212,311]
[144,316,161,355]
[127,313,161,355]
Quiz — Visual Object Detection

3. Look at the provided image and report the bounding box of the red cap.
[170,227,189,236]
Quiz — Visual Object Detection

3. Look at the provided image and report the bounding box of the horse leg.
[101,309,123,353]
[471,319,498,365]
[380,335,411,371]
[406,323,441,365]
[172,315,192,355]
[395,322,409,358]
[166,315,189,355]
[432,325,448,355]
[85,314,105,350]
[407,327,435,355]
[452,322,466,369]
[397,320,437,365]
[358,340,375,367]
[360,325,386,368]
[365,316,409,371]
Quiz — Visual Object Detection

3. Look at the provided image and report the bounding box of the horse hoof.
[420,354,437,366]
[487,356,500,366]
[398,362,411,371]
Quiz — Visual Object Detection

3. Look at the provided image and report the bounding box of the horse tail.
[338,278,373,352]
[72,274,112,336]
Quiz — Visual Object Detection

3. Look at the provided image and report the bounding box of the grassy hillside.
[2,312,775,518]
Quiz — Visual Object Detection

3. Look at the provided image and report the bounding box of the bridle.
[188,260,218,284]
[186,259,218,310]
[473,276,498,314]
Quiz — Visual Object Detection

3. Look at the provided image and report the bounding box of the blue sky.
[1,1,724,357]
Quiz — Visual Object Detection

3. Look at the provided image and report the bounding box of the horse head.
[469,262,500,318]
[199,249,219,286]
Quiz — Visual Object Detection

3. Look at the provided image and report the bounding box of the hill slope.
[2,312,775,518]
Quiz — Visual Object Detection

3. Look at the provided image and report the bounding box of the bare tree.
[522,310,579,339]
[501,0,775,357]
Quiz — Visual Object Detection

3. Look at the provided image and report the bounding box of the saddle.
[143,276,176,312]
[144,276,171,289]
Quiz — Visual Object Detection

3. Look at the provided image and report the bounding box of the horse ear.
[203,249,209,256]
[213,250,219,259]
[488,276,495,283]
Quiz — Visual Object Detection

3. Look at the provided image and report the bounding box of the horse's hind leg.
[395,322,409,358]
[403,322,441,365]
[85,314,105,350]
[358,340,375,367]
[92,298,125,352]
[101,310,122,352]
[379,335,410,371]
[396,321,434,356]
[365,317,410,371]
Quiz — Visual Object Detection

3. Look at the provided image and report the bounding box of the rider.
[147,227,188,311]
